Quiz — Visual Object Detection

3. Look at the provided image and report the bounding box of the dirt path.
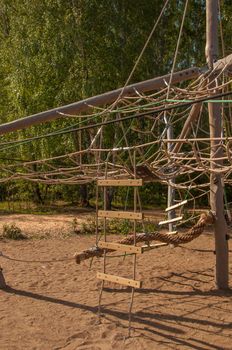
[0,212,232,349]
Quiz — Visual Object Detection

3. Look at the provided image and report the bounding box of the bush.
[1,223,27,240]
[74,217,158,236]
[108,219,131,234]
[71,217,97,235]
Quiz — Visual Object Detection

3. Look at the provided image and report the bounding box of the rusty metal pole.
[206,0,229,289]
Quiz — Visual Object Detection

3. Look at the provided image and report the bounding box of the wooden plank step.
[98,241,143,254]
[97,179,143,187]
[97,272,142,288]
[98,210,143,220]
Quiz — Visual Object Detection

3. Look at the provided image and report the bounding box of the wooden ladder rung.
[97,272,142,288]
[98,241,143,254]
[98,210,143,220]
[97,179,143,187]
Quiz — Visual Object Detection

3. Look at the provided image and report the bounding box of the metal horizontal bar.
[97,179,143,187]
[98,241,143,254]
[0,52,231,136]
[158,216,183,225]
[98,210,143,220]
[0,54,232,135]
[0,66,201,135]
[168,231,178,235]
[165,200,187,212]
[141,243,168,251]
[97,272,142,288]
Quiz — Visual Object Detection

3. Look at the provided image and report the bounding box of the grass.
[0,198,168,216]
[74,217,159,236]
[0,201,56,215]
[0,223,27,240]
[0,201,94,215]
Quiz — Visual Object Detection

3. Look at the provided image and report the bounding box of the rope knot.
[198,211,215,225]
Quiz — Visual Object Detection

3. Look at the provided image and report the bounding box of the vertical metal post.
[98,166,108,317]
[166,0,189,233]
[206,0,229,289]
[128,149,137,337]
[167,122,175,233]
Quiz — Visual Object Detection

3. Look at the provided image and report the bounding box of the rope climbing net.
[0,0,231,242]
[0,65,231,222]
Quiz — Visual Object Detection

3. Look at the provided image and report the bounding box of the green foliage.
[73,217,96,235]
[75,217,158,236]
[1,223,27,240]
[108,219,131,235]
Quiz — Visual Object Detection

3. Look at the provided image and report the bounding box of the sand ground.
[0,211,231,350]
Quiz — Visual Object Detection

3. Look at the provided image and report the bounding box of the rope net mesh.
[0,62,231,252]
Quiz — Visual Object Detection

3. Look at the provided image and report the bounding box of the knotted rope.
[75,211,215,264]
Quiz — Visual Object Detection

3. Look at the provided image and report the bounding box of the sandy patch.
[0,212,231,349]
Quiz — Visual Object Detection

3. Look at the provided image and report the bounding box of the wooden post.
[206,0,229,289]
[0,265,7,289]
